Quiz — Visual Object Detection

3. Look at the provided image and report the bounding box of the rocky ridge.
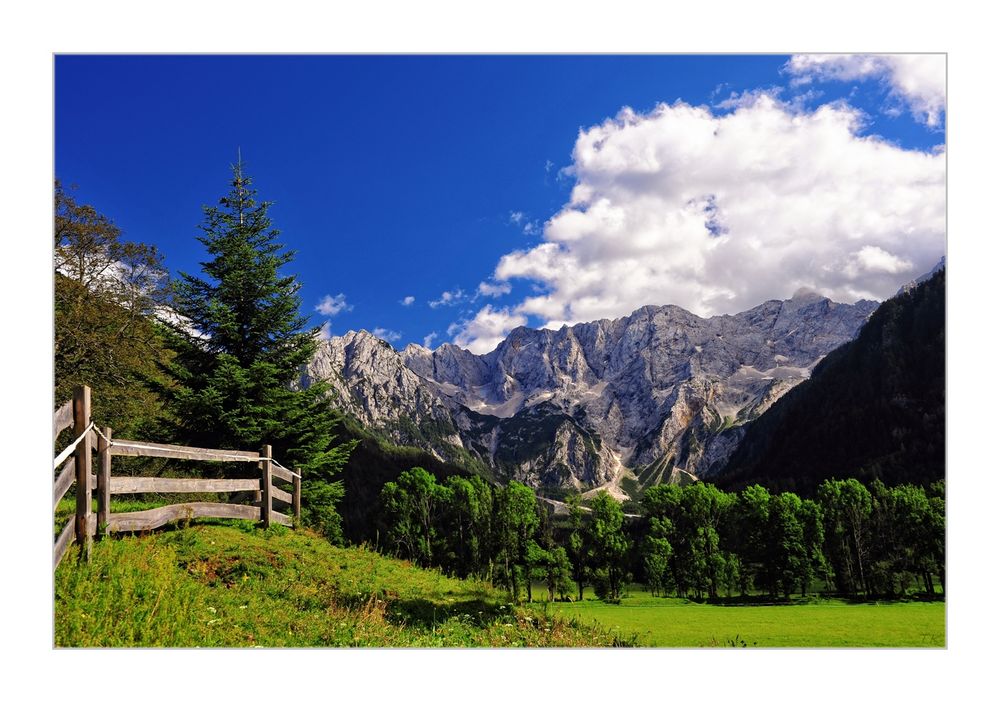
[304,293,878,494]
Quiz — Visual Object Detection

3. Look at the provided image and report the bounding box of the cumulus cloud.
[846,245,915,277]
[315,293,352,317]
[400,295,415,306]
[476,280,512,298]
[372,327,402,343]
[422,331,439,349]
[785,54,945,127]
[450,95,944,352]
[429,288,466,308]
[448,305,527,355]
[317,320,333,340]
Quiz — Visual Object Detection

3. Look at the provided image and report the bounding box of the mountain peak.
[791,287,824,301]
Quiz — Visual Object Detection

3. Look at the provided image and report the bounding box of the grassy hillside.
[54,523,628,647]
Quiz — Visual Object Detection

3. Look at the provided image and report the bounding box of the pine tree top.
[173,161,318,374]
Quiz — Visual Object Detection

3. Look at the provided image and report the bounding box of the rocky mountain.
[303,292,879,496]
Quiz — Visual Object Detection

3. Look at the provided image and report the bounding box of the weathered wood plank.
[53,400,74,440]
[110,477,261,494]
[73,385,92,559]
[97,427,112,539]
[271,485,292,505]
[292,474,301,524]
[53,457,75,506]
[53,519,76,569]
[109,440,260,462]
[271,511,292,527]
[270,463,297,483]
[106,502,261,533]
[260,445,272,528]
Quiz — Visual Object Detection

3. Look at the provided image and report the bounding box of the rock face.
[304,294,877,492]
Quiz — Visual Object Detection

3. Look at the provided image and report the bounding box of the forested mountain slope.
[716,270,945,494]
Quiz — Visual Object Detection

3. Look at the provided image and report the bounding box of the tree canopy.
[54,180,171,438]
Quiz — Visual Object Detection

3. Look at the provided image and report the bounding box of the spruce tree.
[161,159,353,541]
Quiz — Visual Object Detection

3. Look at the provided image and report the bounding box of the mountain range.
[303,289,880,498]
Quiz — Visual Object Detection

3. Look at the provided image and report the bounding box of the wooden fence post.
[292,471,301,525]
[96,426,112,540]
[260,444,272,528]
[73,385,92,561]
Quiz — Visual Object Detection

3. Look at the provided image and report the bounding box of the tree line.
[378,468,944,603]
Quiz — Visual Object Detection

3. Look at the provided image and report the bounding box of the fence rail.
[53,385,301,569]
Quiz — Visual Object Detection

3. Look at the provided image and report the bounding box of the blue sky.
[55,55,945,353]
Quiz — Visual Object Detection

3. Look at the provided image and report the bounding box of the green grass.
[54,523,630,647]
[536,588,944,647]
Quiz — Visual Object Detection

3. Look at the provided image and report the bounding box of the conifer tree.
[161,159,353,540]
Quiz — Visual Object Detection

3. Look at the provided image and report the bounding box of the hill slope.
[716,270,945,494]
[55,524,627,647]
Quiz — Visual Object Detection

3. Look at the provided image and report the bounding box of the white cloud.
[714,86,784,110]
[372,327,402,343]
[428,288,466,308]
[315,293,352,317]
[786,54,945,127]
[317,320,333,340]
[452,95,944,352]
[448,305,527,355]
[422,331,439,349]
[476,280,511,298]
[847,245,915,277]
[400,295,415,306]
[509,210,540,235]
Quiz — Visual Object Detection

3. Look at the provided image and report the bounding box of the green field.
[54,523,628,647]
[538,590,945,647]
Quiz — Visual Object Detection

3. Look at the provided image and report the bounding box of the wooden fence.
[53,385,301,569]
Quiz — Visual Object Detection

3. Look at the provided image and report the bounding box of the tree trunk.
[851,524,867,597]
[506,552,516,599]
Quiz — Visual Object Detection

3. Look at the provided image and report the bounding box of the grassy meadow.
[537,588,945,647]
[54,522,630,647]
